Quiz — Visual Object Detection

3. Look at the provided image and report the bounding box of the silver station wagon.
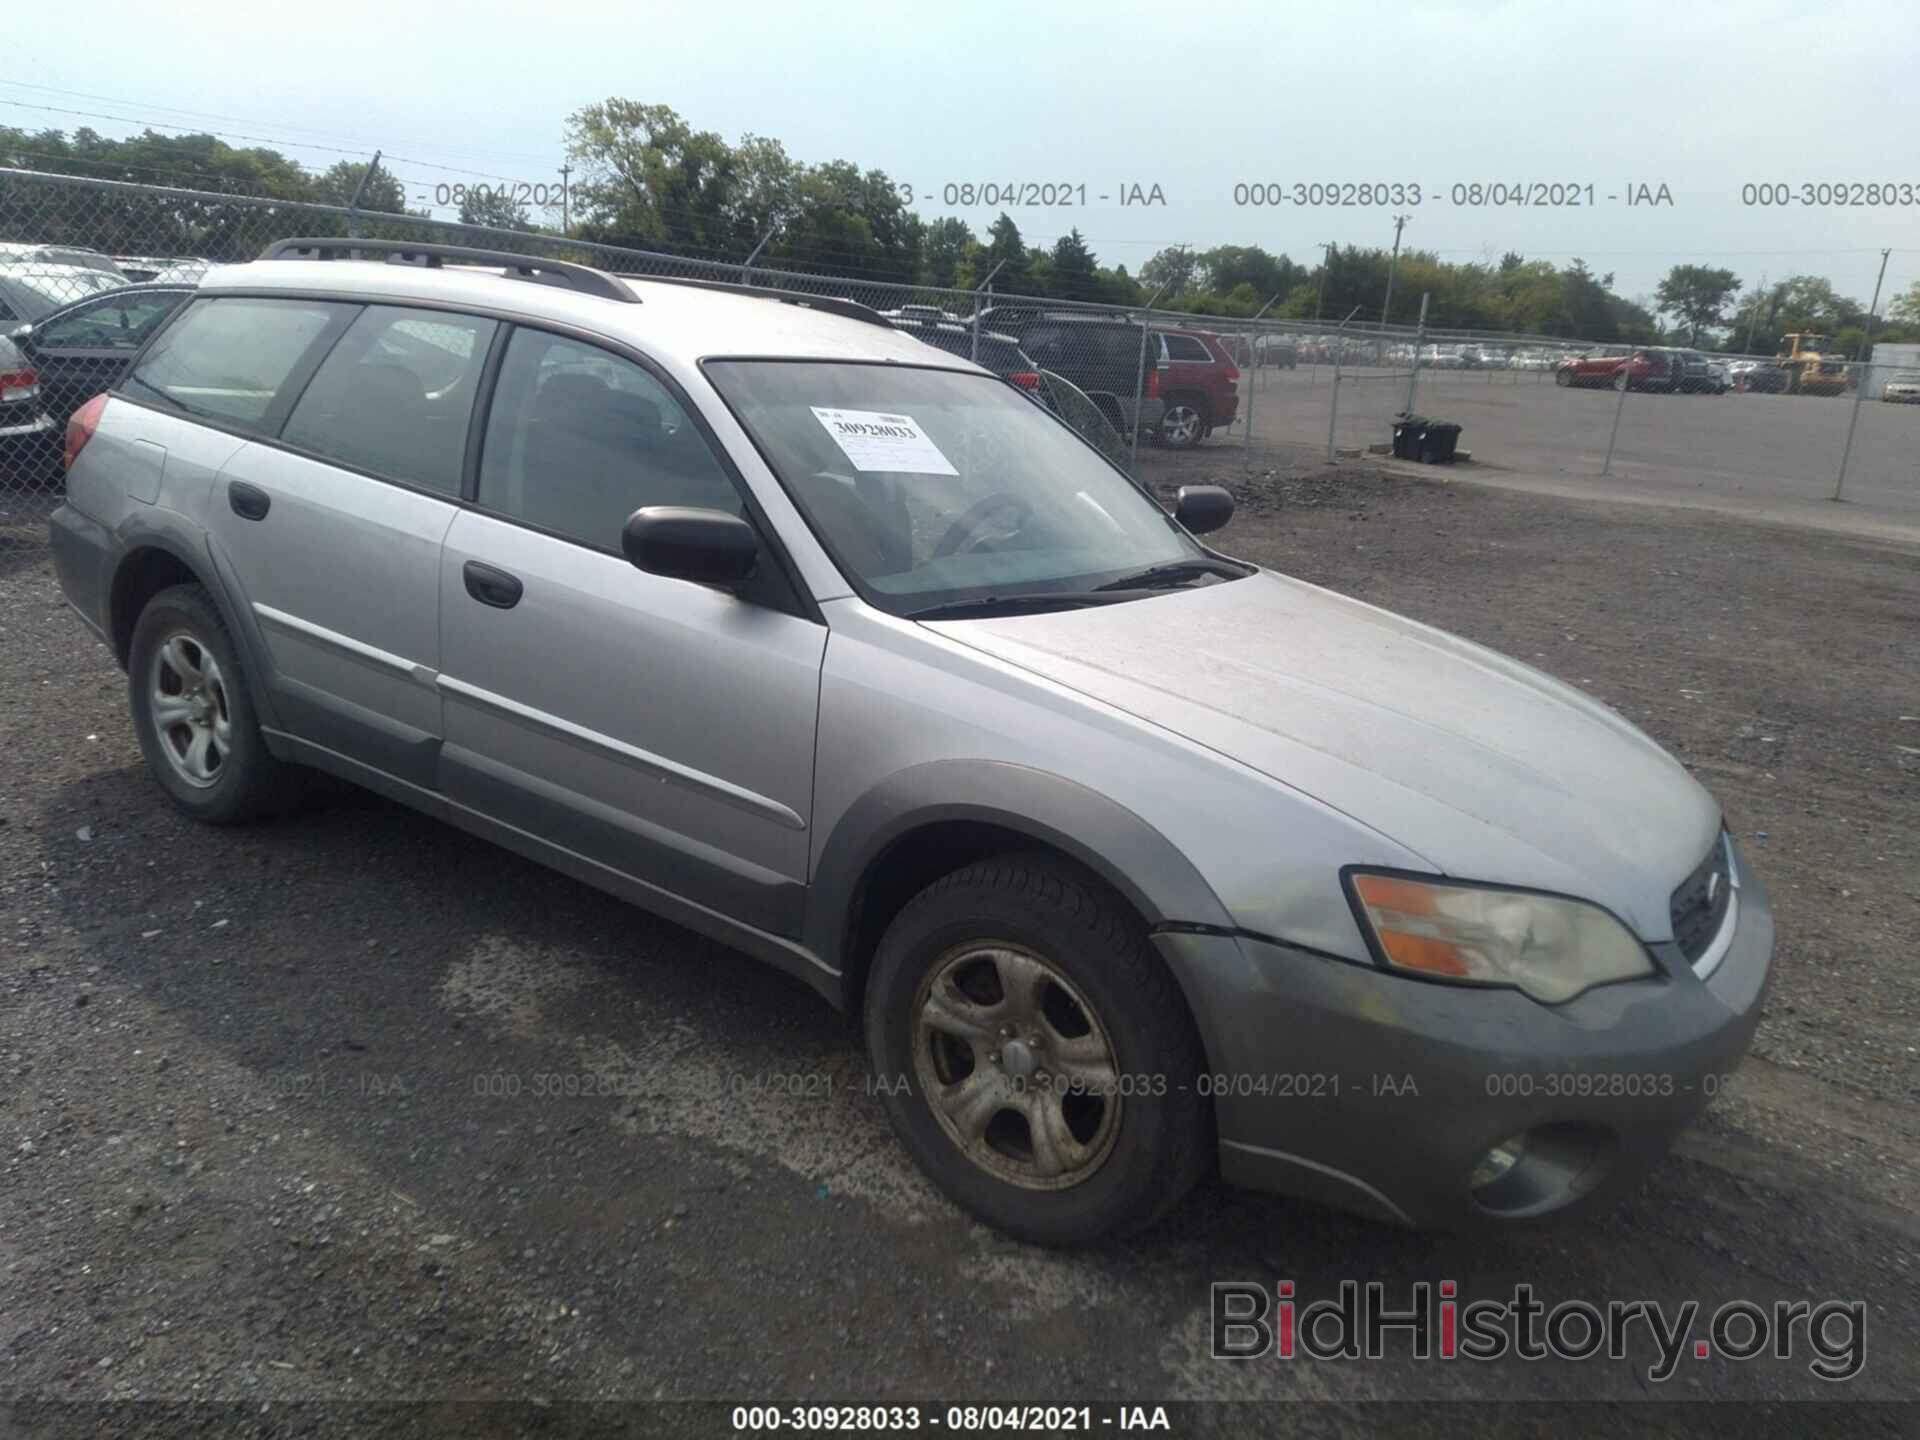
[50,240,1773,1246]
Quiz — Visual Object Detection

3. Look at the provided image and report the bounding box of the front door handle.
[462,560,523,610]
[227,480,270,521]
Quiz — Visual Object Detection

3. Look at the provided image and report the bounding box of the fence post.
[1403,292,1429,417]
[1325,306,1360,461]
[346,150,382,241]
[1129,283,1172,479]
[1241,293,1282,470]
[1834,247,1891,502]
[1601,348,1632,477]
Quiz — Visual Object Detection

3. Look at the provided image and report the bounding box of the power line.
[0,77,559,166]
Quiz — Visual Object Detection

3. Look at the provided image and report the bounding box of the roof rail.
[257,238,638,303]
[612,272,892,329]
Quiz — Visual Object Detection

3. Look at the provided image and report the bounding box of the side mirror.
[1173,484,1234,535]
[621,506,759,589]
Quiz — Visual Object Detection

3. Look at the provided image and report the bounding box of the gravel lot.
[1,467,1916,1434]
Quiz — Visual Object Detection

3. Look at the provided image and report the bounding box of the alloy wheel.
[911,941,1123,1191]
[1162,404,1202,448]
[148,631,232,788]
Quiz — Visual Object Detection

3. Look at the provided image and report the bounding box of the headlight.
[1346,872,1654,1004]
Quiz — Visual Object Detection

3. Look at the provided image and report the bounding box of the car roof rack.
[612,272,893,330]
[257,238,638,303]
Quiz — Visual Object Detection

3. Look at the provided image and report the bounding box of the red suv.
[1554,347,1679,393]
[1156,329,1239,449]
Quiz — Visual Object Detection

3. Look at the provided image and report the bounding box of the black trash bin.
[1391,412,1427,460]
[1419,420,1462,464]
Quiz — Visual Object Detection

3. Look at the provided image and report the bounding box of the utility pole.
[558,162,572,236]
[1834,247,1892,502]
[1381,214,1409,327]
[1743,271,1767,355]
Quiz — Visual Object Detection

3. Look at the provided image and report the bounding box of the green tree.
[981,212,1027,288]
[1139,245,1197,297]
[1888,279,1920,326]
[919,217,974,289]
[312,159,408,214]
[1048,228,1098,299]
[1655,264,1742,344]
[458,187,532,232]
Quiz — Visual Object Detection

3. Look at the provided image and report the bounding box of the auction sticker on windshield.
[811,407,958,475]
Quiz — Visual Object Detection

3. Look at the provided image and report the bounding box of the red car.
[1156,328,1240,449]
[1554,347,1679,393]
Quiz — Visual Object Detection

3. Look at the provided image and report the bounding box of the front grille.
[1670,837,1733,964]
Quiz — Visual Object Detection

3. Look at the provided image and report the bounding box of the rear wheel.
[128,584,295,823]
[1555,368,1572,387]
[1614,370,1630,392]
[864,854,1209,1246]
[1160,398,1208,450]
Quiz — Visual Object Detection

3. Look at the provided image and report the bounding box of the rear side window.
[282,306,498,495]
[1163,334,1211,362]
[128,297,344,430]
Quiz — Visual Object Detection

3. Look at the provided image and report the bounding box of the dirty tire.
[865,853,1209,1246]
[128,583,295,823]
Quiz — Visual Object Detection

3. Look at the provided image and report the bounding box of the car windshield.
[705,360,1208,617]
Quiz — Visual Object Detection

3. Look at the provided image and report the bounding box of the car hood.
[935,570,1720,938]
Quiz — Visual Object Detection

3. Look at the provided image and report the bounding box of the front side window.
[478,330,741,548]
[282,306,497,495]
[37,290,188,351]
[125,297,345,430]
[707,360,1209,615]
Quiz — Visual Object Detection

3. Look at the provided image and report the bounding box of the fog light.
[1470,1133,1530,1192]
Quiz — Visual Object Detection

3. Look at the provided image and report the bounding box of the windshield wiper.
[1091,557,1252,592]
[902,591,1120,622]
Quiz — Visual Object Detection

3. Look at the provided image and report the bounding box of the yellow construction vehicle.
[1775,333,1853,396]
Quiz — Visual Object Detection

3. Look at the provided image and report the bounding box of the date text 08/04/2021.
[730,1404,1173,1431]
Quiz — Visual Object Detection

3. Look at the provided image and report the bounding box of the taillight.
[1007,370,1040,390]
[65,392,109,472]
[1145,367,1160,399]
[0,366,37,404]
[1222,363,1240,380]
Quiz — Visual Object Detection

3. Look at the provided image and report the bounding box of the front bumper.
[1155,842,1774,1228]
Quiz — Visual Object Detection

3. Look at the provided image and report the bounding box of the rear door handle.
[227,481,270,521]
[462,560,523,610]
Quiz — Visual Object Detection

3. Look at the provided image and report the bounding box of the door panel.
[437,510,824,936]
[205,443,456,785]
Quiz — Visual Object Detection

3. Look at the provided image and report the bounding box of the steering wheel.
[933,492,1034,558]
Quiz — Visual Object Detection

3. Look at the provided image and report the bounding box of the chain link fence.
[2,165,1915,556]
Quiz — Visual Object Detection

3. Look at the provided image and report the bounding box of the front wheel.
[1614,370,1630,392]
[1555,368,1572,387]
[864,855,1209,1246]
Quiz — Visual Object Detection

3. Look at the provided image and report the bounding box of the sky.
[9,0,1916,307]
